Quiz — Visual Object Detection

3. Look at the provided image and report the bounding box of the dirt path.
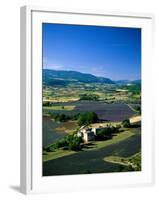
[129,116,141,124]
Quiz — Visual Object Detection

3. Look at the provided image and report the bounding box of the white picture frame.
[20,5,154,194]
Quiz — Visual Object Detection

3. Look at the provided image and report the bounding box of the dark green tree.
[122,119,131,128]
[78,112,98,126]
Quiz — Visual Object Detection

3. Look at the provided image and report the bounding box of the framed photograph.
[20,6,154,194]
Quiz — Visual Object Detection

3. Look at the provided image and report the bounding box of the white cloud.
[44,65,64,70]
[43,57,64,70]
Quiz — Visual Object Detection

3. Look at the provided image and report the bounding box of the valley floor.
[43,127,141,176]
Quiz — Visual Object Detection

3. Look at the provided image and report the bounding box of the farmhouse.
[77,126,94,142]
[77,126,104,142]
[92,127,103,135]
[83,129,95,142]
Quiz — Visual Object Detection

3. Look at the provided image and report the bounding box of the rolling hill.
[43,69,115,86]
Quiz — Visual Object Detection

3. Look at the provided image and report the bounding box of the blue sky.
[42,23,141,81]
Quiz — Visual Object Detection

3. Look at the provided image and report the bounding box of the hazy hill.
[43,69,114,86]
[115,80,141,85]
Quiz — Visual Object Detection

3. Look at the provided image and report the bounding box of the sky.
[42,23,141,81]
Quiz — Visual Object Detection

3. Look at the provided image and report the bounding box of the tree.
[58,114,66,122]
[79,94,99,101]
[66,135,82,151]
[49,135,83,151]
[122,119,131,128]
[135,105,141,114]
[78,112,98,126]
[96,128,112,139]
[95,126,120,140]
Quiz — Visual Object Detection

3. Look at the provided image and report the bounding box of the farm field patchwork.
[42,81,141,175]
[43,127,141,175]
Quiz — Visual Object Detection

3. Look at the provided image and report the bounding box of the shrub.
[115,124,121,129]
[48,138,68,151]
[72,113,80,120]
[43,101,52,106]
[134,105,141,114]
[96,126,120,139]
[66,135,82,151]
[128,152,141,171]
[48,135,83,151]
[58,114,66,122]
[118,164,135,172]
[122,119,131,128]
[79,94,99,101]
[52,113,70,122]
[96,129,111,139]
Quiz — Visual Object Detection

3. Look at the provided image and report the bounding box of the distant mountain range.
[43,69,140,86]
[43,69,115,86]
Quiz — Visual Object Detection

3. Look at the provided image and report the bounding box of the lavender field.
[44,101,135,122]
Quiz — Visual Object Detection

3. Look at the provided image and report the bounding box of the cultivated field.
[43,127,141,175]
[43,116,77,146]
[42,77,141,175]
[43,101,135,121]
